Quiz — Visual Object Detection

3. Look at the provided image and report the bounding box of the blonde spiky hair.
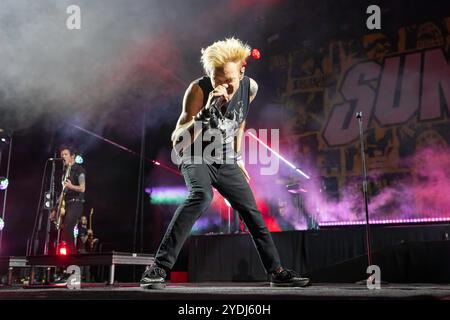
[200,37,251,76]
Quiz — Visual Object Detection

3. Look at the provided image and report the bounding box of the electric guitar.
[88,208,97,251]
[55,164,72,230]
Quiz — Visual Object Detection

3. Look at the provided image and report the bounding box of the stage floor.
[1,283,450,300]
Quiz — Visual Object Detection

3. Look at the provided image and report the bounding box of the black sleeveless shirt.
[64,163,86,201]
[181,76,251,164]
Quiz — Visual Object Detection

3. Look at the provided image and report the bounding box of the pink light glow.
[247,131,310,179]
[319,216,450,226]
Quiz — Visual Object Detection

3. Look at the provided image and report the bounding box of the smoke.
[372,146,450,218]
[244,145,450,231]
[0,0,279,133]
[0,0,192,132]
[243,102,310,229]
[300,146,450,224]
[240,97,450,228]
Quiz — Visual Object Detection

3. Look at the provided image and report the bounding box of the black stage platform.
[1,252,154,285]
[2,225,450,302]
[189,224,450,283]
[1,283,450,300]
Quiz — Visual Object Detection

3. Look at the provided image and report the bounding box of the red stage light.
[251,48,261,60]
[57,242,69,256]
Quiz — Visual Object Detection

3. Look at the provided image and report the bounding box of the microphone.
[49,158,63,161]
[208,96,226,129]
[209,96,225,111]
[196,96,225,123]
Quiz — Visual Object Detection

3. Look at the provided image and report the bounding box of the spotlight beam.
[247,131,310,179]
[69,123,181,176]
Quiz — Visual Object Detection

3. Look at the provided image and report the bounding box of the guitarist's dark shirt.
[64,163,86,202]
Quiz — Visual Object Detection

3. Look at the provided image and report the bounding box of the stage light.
[251,48,261,60]
[59,247,67,256]
[0,177,8,190]
[247,132,310,179]
[43,192,52,208]
[57,241,69,256]
[319,216,450,227]
[73,225,79,239]
[69,123,181,176]
[0,218,4,231]
[75,155,84,164]
[0,129,10,145]
[146,186,189,205]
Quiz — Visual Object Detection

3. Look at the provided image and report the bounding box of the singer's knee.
[187,189,213,209]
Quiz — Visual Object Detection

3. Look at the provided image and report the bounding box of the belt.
[66,198,85,204]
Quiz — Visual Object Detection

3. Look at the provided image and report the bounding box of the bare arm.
[172,81,230,153]
[65,173,85,193]
[249,77,258,104]
[171,82,205,152]
[235,78,258,154]
[235,78,258,181]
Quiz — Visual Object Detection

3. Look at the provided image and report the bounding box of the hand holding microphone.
[205,83,230,116]
[207,83,230,107]
[195,84,230,126]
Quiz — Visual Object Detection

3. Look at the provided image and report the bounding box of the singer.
[140,37,310,289]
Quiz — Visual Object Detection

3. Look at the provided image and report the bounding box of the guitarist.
[59,145,86,252]
[76,214,99,253]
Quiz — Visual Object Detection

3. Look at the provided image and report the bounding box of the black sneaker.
[140,265,167,289]
[53,273,70,287]
[270,269,310,287]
